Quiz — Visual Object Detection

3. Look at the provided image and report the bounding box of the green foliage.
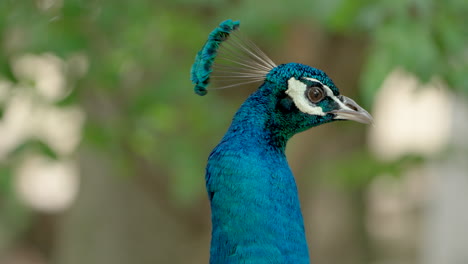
[0,159,31,252]
[0,0,466,206]
[9,139,59,160]
[322,149,424,188]
[0,166,12,195]
[359,0,468,104]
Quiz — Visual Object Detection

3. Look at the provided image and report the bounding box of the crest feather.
[191,19,276,96]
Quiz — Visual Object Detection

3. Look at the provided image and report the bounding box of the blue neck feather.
[206,75,333,263]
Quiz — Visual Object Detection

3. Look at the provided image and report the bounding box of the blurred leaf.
[0,60,17,83]
[0,166,13,195]
[326,0,373,32]
[83,121,115,149]
[55,87,79,107]
[323,149,424,188]
[9,139,59,160]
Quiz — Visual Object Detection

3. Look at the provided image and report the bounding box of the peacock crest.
[191,19,276,95]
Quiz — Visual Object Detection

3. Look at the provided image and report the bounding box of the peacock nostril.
[346,103,359,112]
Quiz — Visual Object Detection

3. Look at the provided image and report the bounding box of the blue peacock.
[191,20,373,264]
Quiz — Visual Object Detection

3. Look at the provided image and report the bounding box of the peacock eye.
[307,86,325,103]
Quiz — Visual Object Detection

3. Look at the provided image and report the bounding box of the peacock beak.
[330,96,373,125]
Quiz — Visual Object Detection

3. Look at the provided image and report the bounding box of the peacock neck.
[206,85,310,263]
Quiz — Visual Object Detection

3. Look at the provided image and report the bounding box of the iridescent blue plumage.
[207,64,336,264]
[192,20,373,264]
[191,19,240,96]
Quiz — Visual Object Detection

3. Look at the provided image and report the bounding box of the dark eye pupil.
[308,87,324,102]
[312,89,320,98]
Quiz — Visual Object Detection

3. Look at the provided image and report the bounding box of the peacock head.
[264,63,373,131]
[191,20,373,133]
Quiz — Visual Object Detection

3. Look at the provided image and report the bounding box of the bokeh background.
[1,1,467,264]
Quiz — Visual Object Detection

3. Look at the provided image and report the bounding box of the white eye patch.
[285,78,325,116]
[285,77,351,115]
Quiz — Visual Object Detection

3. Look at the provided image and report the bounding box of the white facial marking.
[286,78,325,116]
[286,77,355,116]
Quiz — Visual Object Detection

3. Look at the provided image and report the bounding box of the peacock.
[191,20,373,264]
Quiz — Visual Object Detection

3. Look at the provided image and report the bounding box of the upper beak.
[330,96,373,125]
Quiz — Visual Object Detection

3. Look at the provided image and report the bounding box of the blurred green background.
[1,0,467,264]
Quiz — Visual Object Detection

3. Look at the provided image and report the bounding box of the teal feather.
[191,19,240,96]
